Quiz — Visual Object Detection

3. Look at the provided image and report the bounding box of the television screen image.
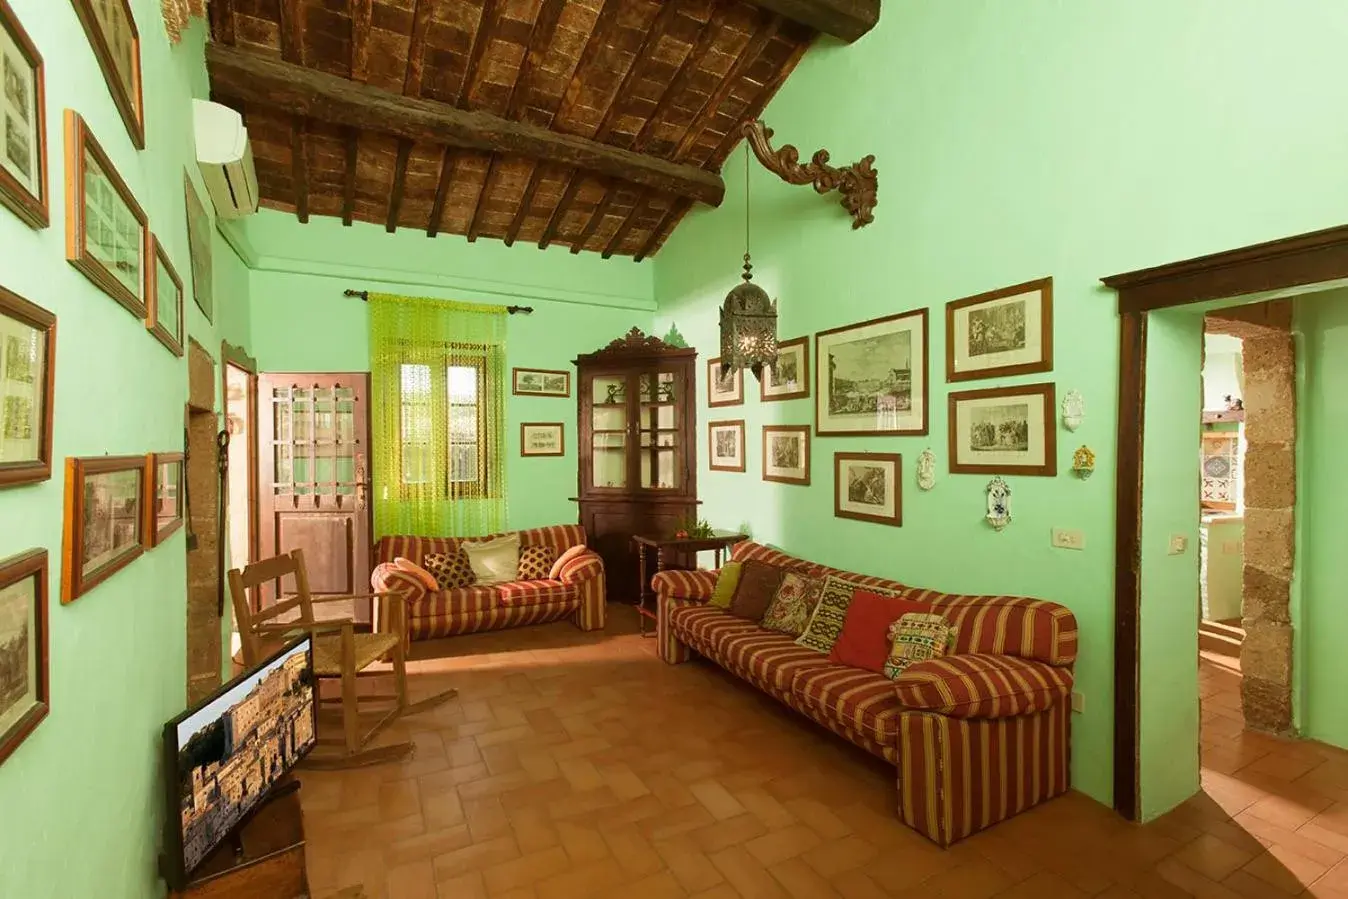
[162,636,316,888]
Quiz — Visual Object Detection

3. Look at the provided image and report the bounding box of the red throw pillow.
[829,589,934,673]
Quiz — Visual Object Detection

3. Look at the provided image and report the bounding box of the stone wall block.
[1242,507,1295,574]
[1242,622,1293,684]
[1243,444,1296,510]
[1242,375,1296,444]
[1241,565,1290,624]
[1242,675,1293,734]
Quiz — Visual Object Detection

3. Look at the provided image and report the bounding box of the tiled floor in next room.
[297,608,1348,898]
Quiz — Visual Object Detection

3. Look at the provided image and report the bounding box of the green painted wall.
[0,5,250,898]
[1296,287,1348,750]
[654,1,1348,810]
[244,212,654,531]
[1139,309,1202,820]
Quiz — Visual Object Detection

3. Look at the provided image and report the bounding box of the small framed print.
[62,454,146,603]
[70,0,144,149]
[948,382,1057,477]
[0,548,48,768]
[65,110,149,318]
[760,336,809,402]
[835,452,902,527]
[147,235,184,356]
[184,173,213,323]
[0,286,55,488]
[0,0,48,229]
[707,358,742,407]
[512,368,570,397]
[520,422,564,457]
[946,277,1053,382]
[708,419,745,472]
[762,425,809,486]
[146,451,183,546]
[815,308,928,436]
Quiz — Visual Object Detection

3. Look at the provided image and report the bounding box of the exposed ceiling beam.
[635,197,690,262]
[572,182,617,254]
[538,173,582,250]
[205,44,726,207]
[673,17,780,162]
[341,128,357,225]
[386,139,412,232]
[632,5,727,155]
[603,191,649,259]
[291,116,309,223]
[742,0,879,43]
[349,0,371,81]
[427,148,457,237]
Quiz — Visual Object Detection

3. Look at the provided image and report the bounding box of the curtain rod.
[342,289,534,315]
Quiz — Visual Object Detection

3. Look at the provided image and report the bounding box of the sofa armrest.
[557,549,604,584]
[372,564,429,604]
[893,654,1073,719]
[652,569,718,604]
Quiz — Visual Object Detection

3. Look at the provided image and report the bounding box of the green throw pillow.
[709,562,743,609]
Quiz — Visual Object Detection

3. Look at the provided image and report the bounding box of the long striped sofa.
[653,541,1078,847]
[371,525,605,640]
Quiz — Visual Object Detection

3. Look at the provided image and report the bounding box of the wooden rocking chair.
[227,548,456,769]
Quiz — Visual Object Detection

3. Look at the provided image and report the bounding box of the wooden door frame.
[221,340,260,575]
[1101,224,1348,821]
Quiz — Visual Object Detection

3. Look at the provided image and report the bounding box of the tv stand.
[164,777,309,899]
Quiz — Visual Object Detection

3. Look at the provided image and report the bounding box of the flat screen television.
[161,636,317,890]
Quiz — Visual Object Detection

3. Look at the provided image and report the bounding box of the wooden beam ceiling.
[206,43,726,208]
[743,0,880,42]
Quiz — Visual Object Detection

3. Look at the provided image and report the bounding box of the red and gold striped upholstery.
[792,665,904,752]
[652,568,718,604]
[372,525,604,639]
[894,654,1073,719]
[716,630,834,699]
[898,702,1071,846]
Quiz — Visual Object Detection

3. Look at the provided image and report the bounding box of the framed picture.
[0,0,47,229]
[65,110,148,318]
[0,285,54,488]
[946,277,1053,382]
[707,358,742,407]
[708,419,745,472]
[0,547,47,767]
[184,173,213,323]
[70,0,143,149]
[948,382,1057,476]
[519,422,564,457]
[834,452,902,527]
[762,425,810,486]
[512,368,570,397]
[815,308,928,436]
[147,235,183,356]
[760,336,809,402]
[146,451,183,546]
[62,454,146,603]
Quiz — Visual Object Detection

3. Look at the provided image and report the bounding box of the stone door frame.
[1102,225,1348,822]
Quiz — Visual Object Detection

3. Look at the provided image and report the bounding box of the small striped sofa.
[653,541,1078,847]
[371,525,605,641]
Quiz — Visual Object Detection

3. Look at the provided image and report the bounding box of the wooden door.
[258,373,373,624]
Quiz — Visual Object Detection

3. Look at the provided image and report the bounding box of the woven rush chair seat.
[312,632,400,677]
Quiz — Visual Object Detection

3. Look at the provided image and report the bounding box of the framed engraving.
[62,454,146,603]
[948,382,1057,476]
[70,0,144,149]
[146,451,184,546]
[0,285,54,488]
[815,308,928,436]
[708,419,745,473]
[946,277,1053,382]
[707,357,743,408]
[148,235,184,356]
[519,422,564,457]
[762,425,809,486]
[760,336,809,402]
[184,173,213,323]
[0,0,47,228]
[834,452,902,527]
[512,368,570,397]
[0,548,47,767]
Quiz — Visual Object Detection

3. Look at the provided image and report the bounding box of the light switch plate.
[1052,529,1085,550]
[1169,534,1188,555]
[1071,692,1084,714]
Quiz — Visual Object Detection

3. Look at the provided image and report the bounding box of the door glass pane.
[274,445,292,486]
[315,454,334,487]
[641,449,678,490]
[592,433,626,488]
[336,400,355,443]
[274,400,291,443]
[293,401,312,441]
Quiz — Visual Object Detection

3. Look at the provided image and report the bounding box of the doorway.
[185,340,222,704]
[222,341,258,663]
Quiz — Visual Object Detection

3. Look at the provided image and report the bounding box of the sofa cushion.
[393,556,439,592]
[883,613,954,680]
[893,654,1073,718]
[728,560,785,621]
[710,562,742,609]
[548,544,588,580]
[667,604,761,655]
[830,591,932,673]
[497,579,575,607]
[424,550,475,589]
[797,576,897,655]
[463,533,521,584]
[716,629,837,696]
[517,545,557,580]
[760,572,825,637]
[791,664,905,748]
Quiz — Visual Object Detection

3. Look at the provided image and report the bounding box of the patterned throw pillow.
[796,576,895,654]
[709,562,743,609]
[883,613,955,680]
[727,560,786,621]
[423,551,475,589]
[517,545,557,580]
[760,572,825,637]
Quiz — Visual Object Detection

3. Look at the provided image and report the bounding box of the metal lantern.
[719,255,778,382]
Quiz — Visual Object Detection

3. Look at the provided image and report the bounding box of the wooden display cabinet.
[574,328,698,602]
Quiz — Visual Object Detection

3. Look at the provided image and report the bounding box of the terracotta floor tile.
[433,871,488,899]
[710,845,789,899]
[799,834,879,878]
[1173,833,1261,881]
[744,824,824,866]
[480,846,572,894]
[386,859,438,899]
[1241,844,1335,893]
[690,779,749,821]
[432,835,521,881]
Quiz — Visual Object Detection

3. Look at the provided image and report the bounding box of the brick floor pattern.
[298,608,1348,898]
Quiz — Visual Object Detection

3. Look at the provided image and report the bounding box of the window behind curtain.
[398,358,489,495]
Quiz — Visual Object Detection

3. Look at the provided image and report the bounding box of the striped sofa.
[653,541,1078,847]
[371,525,605,641]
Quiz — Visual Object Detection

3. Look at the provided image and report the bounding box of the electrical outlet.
[1169,534,1188,555]
[1051,529,1085,550]
[1071,692,1085,714]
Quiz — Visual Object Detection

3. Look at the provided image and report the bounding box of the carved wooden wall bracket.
[741,120,877,229]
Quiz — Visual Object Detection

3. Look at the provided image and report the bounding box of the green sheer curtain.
[369,292,507,538]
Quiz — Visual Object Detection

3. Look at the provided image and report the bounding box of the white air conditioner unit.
[193,99,259,219]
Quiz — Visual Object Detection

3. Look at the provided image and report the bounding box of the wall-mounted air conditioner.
[192,99,259,219]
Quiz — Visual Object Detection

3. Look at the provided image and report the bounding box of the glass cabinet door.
[638,370,682,491]
[589,374,628,489]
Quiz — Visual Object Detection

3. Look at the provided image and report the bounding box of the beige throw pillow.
[462,533,521,584]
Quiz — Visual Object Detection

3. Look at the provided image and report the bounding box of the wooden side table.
[631,531,747,636]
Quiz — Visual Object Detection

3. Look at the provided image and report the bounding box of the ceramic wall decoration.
[1061,389,1084,432]
[1073,446,1095,479]
[985,476,1011,531]
[916,448,936,491]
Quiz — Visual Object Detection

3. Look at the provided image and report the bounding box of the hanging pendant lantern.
[719,145,778,383]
